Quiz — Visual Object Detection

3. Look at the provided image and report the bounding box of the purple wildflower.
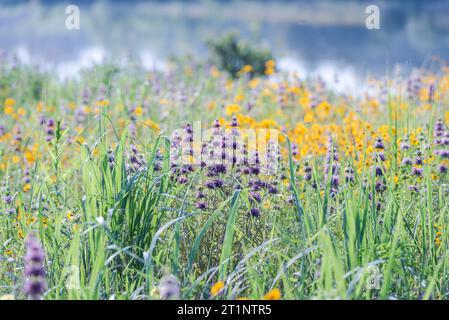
[375,166,383,177]
[412,166,423,177]
[402,157,413,166]
[250,207,260,218]
[196,201,207,210]
[438,164,448,174]
[375,180,386,193]
[374,137,385,150]
[23,233,46,300]
[250,192,262,204]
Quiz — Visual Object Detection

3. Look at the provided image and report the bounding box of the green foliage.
[0,65,48,102]
[207,33,274,78]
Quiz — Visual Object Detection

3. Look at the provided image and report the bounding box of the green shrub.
[207,33,274,78]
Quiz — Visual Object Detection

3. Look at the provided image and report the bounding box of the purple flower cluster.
[345,167,355,183]
[406,73,423,100]
[14,125,23,150]
[2,180,15,215]
[167,118,281,218]
[107,148,115,170]
[127,144,147,173]
[401,157,412,166]
[412,166,423,177]
[153,150,163,172]
[45,118,55,142]
[428,84,435,104]
[23,233,47,300]
[324,136,340,196]
[303,163,312,181]
[400,138,410,150]
[372,137,387,190]
[432,119,449,176]
[158,274,180,300]
[374,136,385,150]
[434,119,449,147]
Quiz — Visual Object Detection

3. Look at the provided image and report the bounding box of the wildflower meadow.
[1,54,449,301]
[1,1,449,302]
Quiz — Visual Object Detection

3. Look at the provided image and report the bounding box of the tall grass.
[1,58,449,300]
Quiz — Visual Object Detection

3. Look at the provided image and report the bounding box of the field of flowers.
[1,56,449,300]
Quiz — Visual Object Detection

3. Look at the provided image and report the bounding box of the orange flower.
[263,288,281,300]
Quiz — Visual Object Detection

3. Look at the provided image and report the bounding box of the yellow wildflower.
[23,183,31,193]
[239,65,253,75]
[96,99,110,107]
[225,104,241,115]
[143,119,160,132]
[304,112,314,123]
[263,288,281,300]
[67,211,76,221]
[134,106,143,116]
[211,281,225,296]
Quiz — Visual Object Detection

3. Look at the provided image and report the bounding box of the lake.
[1,0,448,90]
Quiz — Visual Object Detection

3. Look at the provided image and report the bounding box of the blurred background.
[0,0,448,87]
